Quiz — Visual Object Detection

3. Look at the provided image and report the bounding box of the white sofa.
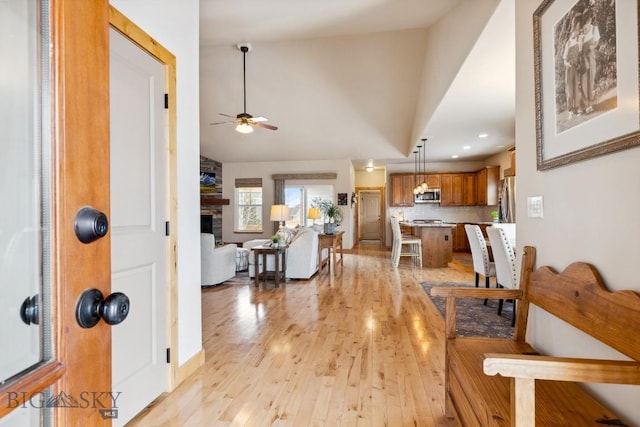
[200,233,238,286]
[244,226,324,280]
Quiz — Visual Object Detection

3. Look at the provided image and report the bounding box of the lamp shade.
[307,208,321,220]
[235,122,254,134]
[270,205,289,222]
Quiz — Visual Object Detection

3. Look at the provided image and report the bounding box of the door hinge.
[165,221,170,236]
[164,93,169,109]
[166,348,171,363]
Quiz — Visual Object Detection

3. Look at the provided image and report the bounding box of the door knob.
[75,288,130,328]
[74,206,109,244]
[20,294,39,325]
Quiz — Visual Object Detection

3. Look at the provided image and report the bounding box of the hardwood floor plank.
[127,244,469,426]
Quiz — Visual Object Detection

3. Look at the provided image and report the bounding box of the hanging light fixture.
[413,150,419,195]
[414,145,423,194]
[421,138,428,192]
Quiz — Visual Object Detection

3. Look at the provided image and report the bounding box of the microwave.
[415,189,441,204]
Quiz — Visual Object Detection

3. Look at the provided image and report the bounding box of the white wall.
[517,1,640,423]
[411,0,501,145]
[355,169,387,188]
[223,160,355,249]
[109,0,202,366]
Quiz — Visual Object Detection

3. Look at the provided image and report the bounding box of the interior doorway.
[357,188,384,244]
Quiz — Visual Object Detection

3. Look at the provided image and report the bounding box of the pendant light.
[414,144,422,194]
[413,150,419,195]
[420,138,428,192]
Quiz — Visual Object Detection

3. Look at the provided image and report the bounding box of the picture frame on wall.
[337,192,348,206]
[200,171,216,193]
[533,0,640,170]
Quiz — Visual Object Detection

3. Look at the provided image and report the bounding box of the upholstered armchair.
[200,233,237,286]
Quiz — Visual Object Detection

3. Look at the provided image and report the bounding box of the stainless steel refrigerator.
[498,176,516,223]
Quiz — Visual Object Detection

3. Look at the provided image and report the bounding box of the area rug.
[422,282,514,339]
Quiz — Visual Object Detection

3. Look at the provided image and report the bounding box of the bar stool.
[390,217,422,267]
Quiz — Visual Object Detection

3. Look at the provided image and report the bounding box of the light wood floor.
[128,244,475,426]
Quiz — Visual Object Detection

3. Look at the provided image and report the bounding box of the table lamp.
[308,208,321,226]
[270,204,290,243]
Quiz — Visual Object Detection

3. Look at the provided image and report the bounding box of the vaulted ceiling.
[199,0,515,169]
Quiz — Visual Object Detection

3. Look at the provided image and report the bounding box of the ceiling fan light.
[235,123,254,134]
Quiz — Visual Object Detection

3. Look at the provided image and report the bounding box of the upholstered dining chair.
[464,224,496,294]
[390,217,422,267]
[486,226,518,326]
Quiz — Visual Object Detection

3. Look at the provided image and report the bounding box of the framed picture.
[337,192,348,206]
[200,171,216,193]
[534,0,640,170]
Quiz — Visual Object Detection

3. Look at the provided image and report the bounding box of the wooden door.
[2,1,113,424]
[109,26,168,426]
[361,191,381,241]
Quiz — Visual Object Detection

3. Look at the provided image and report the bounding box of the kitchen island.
[402,220,454,268]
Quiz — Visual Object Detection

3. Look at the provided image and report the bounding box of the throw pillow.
[281,227,296,245]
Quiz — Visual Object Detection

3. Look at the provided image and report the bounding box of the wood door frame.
[51,1,112,424]
[355,187,385,244]
[108,7,188,391]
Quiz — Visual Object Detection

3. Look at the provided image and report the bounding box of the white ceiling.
[199,0,515,170]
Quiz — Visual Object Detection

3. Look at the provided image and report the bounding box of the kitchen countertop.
[401,221,454,228]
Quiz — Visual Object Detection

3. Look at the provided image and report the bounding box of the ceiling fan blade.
[218,112,237,119]
[211,120,235,125]
[254,121,278,131]
[252,116,268,122]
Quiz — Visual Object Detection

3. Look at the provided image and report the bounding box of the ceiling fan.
[211,43,278,134]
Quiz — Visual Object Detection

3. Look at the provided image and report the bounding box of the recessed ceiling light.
[365,166,374,172]
[478,133,489,138]
[463,145,471,150]
[451,154,459,159]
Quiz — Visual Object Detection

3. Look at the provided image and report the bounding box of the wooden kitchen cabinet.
[426,174,441,189]
[389,173,415,207]
[464,174,477,205]
[440,173,476,206]
[476,166,500,206]
[452,223,470,252]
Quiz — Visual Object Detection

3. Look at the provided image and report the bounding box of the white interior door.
[361,191,381,241]
[109,27,168,426]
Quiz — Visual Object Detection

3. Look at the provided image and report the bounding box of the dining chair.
[464,224,496,298]
[486,226,518,326]
[390,217,422,267]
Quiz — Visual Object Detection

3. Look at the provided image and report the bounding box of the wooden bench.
[430,246,640,427]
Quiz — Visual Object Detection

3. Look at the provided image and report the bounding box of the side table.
[252,245,288,287]
[318,231,344,273]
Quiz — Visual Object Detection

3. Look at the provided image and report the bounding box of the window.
[236,186,263,232]
[284,184,334,227]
